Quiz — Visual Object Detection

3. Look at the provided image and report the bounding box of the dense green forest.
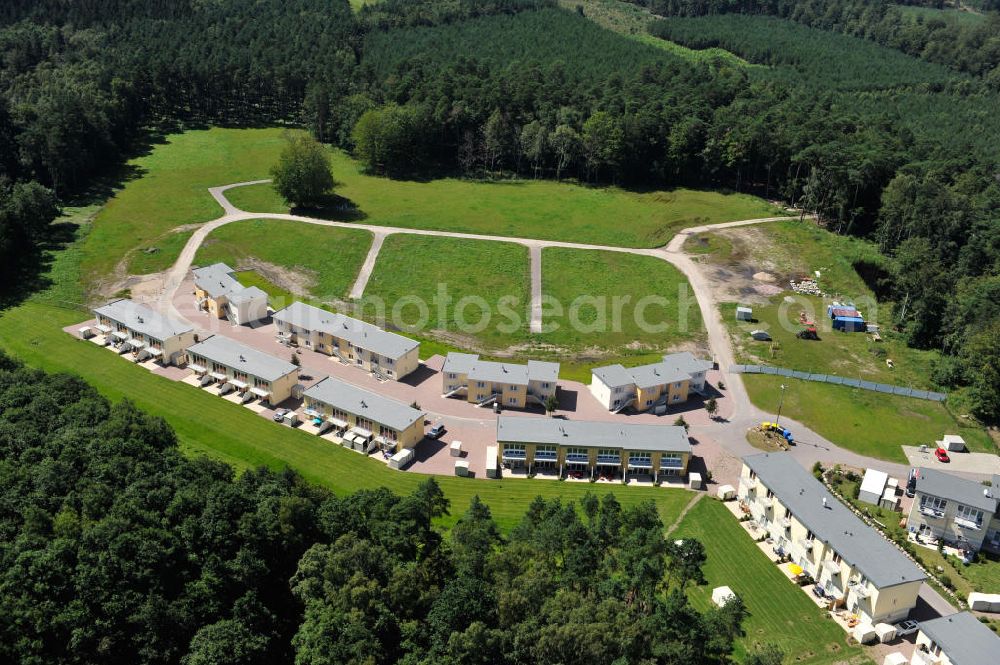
[629,0,1000,82]
[0,353,752,664]
[0,0,998,420]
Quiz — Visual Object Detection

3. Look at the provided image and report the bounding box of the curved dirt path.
[161,182,907,481]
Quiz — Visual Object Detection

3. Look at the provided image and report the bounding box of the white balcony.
[848,582,870,599]
[955,516,982,530]
[920,505,946,519]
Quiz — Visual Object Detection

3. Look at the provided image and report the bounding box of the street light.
[775,383,787,428]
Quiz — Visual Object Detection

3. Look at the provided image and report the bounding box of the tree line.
[626,0,1000,84]
[0,352,771,664]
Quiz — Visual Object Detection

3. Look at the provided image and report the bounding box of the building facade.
[495,415,691,481]
[739,454,925,625]
[192,262,268,325]
[589,351,713,413]
[442,353,558,409]
[906,468,1000,554]
[303,376,425,452]
[93,299,196,366]
[272,302,419,381]
[186,335,299,405]
[913,612,1000,665]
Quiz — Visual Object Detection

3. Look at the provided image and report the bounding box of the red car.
[935,447,950,463]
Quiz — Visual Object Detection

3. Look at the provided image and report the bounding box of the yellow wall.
[195,287,226,319]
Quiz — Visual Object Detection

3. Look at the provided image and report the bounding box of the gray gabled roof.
[527,360,560,383]
[496,415,691,453]
[303,376,423,431]
[192,262,241,299]
[442,352,559,387]
[627,361,689,388]
[228,286,268,305]
[93,299,193,341]
[743,453,926,588]
[591,352,712,389]
[913,468,999,513]
[591,363,635,388]
[186,335,298,382]
[469,360,528,384]
[442,352,478,375]
[273,302,418,359]
[662,351,713,375]
[918,612,1000,665]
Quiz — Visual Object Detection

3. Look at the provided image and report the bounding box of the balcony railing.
[596,455,621,465]
[502,449,527,460]
[848,582,870,599]
[535,450,557,461]
[659,457,683,468]
[955,516,982,530]
[565,454,589,464]
[920,505,946,518]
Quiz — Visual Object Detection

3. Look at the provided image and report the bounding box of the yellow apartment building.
[442,353,559,409]
[739,453,925,625]
[186,335,299,406]
[589,351,713,413]
[303,376,425,453]
[272,302,419,381]
[192,263,269,325]
[495,415,691,481]
[92,298,196,366]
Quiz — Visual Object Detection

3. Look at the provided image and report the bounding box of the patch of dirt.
[239,258,316,297]
[696,226,808,305]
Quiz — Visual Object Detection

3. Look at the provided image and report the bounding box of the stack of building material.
[968,592,1000,612]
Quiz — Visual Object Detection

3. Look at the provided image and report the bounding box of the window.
[832,552,842,564]
[507,397,518,405]
[356,417,373,431]
[956,504,984,528]
[674,382,682,388]
[565,447,589,463]
[645,399,653,406]
[379,425,397,440]
[541,382,550,389]
[385,358,394,366]
[660,453,683,468]
[920,496,947,514]
[253,378,269,389]
[766,489,774,499]
[448,373,457,379]
[502,444,526,459]
[749,469,757,480]
[477,381,486,388]
[535,445,557,460]
[233,371,248,382]
[509,385,518,391]
[213,363,226,374]
[672,394,681,402]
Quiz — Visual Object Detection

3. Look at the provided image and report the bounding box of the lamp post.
[774,383,787,428]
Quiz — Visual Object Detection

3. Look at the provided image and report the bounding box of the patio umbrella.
[788,564,804,576]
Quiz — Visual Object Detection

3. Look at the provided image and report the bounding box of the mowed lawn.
[194,218,372,301]
[744,375,994,462]
[540,247,705,351]
[85,127,291,283]
[364,236,531,349]
[226,150,786,248]
[674,499,870,665]
[0,302,692,532]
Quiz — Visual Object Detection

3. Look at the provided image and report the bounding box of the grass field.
[722,296,940,389]
[539,247,705,353]
[226,151,786,249]
[194,218,373,301]
[363,235,531,350]
[84,128,291,286]
[744,375,994,462]
[675,499,870,665]
[0,300,694,532]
